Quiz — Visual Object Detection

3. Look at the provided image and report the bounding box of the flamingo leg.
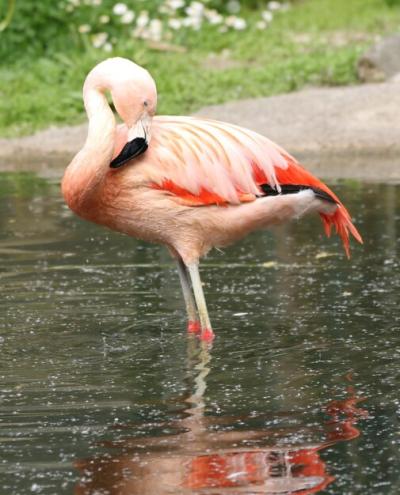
[187,262,215,342]
[177,258,200,334]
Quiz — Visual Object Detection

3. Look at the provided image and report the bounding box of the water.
[0,173,399,494]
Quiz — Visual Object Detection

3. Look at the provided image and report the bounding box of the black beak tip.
[110,137,148,168]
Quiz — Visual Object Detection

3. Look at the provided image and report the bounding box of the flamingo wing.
[146,116,362,256]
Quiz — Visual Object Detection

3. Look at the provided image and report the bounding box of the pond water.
[0,173,399,495]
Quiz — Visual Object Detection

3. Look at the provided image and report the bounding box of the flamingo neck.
[62,87,116,215]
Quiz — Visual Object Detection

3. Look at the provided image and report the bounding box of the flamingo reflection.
[75,344,367,495]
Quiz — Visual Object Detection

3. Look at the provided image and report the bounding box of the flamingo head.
[83,57,157,168]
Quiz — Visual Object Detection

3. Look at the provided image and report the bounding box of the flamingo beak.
[110,114,151,168]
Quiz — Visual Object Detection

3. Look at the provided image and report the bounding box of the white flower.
[148,18,163,41]
[232,17,246,30]
[92,32,108,48]
[168,18,182,30]
[99,14,110,24]
[121,10,135,24]
[136,11,149,28]
[261,10,273,23]
[190,1,204,11]
[167,0,185,9]
[78,24,91,33]
[267,1,282,10]
[185,1,204,19]
[226,0,240,14]
[204,9,223,25]
[225,15,246,30]
[113,3,128,15]
[256,20,267,30]
[133,19,162,42]
[182,1,204,30]
[103,42,113,52]
[182,16,202,29]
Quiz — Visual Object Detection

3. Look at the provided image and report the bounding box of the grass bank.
[0,0,399,137]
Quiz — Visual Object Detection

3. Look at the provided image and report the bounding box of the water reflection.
[74,341,367,495]
[1,176,398,494]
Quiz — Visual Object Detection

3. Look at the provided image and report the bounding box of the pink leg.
[176,258,200,333]
[187,262,215,342]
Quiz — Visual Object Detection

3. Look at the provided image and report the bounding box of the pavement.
[1,79,399,181]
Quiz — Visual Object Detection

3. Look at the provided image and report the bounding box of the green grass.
[1,0,400,137]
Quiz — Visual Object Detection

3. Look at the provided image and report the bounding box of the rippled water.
[0,173,399,494]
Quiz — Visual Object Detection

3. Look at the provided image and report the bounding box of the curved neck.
[62,87,116,214]
[84,87,115,144]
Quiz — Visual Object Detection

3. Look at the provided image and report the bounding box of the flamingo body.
[62,58,362,341]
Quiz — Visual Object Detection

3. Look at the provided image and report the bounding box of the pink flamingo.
[62,57,362,342]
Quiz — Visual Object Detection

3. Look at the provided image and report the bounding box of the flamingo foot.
[200,328,215,342]
[187,320,201,334]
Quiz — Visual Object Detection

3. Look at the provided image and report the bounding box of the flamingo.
[62,57,362,342]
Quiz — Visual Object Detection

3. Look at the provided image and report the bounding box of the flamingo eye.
[143,100,148,107]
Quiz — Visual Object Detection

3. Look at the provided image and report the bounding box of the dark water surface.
[0,174,399,494]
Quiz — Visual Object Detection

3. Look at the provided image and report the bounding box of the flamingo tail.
[319,207,363,258]
[261,155,363,257]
